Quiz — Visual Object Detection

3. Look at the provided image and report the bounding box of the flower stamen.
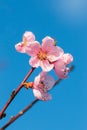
[37,50,47,60]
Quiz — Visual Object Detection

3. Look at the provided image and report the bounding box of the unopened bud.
[23,82,33,89]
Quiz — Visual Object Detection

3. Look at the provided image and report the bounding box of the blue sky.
[0,0,87,130]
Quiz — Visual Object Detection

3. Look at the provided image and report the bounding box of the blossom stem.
[0,99,39,130]
[0,77,64,130]
[0,65,74,130]
[0,67,35,119]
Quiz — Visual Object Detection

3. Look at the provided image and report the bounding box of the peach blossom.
[32,72,55,101]
[15,31,35,53]
[26,36,64,71]
[54,53,73,79]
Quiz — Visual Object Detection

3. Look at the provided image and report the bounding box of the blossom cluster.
[15,31,73,101]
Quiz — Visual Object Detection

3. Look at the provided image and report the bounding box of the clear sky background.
[0,0,87,130]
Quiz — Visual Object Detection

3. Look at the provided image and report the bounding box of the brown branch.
[0,67,35,119]
[0,99,39,130]
[0,78,64,129]
[0,65,74,130]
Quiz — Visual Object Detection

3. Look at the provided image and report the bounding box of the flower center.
[38,81,47,92]
[37,50,47,60]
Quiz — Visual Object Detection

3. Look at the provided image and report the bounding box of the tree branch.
[0,67,35,119]
[0,99,39,130]
[0,65,74,129]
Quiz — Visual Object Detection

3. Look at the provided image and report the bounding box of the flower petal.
[34,71,47,88]
[47,46,64,62]
[15,42,26,53]
[29,56,40,68]
[23,31,35,42]
[34,74,41,89]
[41,93,52,101]
[40,60,54,72]
[61,53,73,65]
[43,74,55,90]
[26,41,40,56]
[34,71,55,90]
[54,59,68,79]
[33,89,51,101]
[33,89,42,99]
[42,36,55,52]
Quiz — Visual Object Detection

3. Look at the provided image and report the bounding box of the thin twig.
[0,65,74,130]
[0,99,39,130]
[0,67,35,119]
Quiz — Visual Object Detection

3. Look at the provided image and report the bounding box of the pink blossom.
[26,36,64,71]
[54,53,73,79]
[61,53,73,65]
[32,72,55,101]
[15,31,35,53]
